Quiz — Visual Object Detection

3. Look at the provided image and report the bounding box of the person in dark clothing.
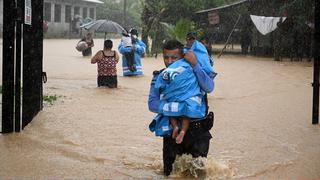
[240,30,251,55]
[81,32,94,57]
[148,39,215,176]
[162,113,213,175]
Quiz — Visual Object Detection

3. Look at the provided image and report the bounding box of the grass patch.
[0,86,59,106]
[43,94,58,105]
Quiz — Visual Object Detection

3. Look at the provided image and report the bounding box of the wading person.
[91,39,119,88]
[81,32,94,57]
[118,28,146,76]
[148,39,216,176]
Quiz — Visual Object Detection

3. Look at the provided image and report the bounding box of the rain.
[0,0,318,179]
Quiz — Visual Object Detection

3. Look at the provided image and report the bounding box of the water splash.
[172,154,236,179]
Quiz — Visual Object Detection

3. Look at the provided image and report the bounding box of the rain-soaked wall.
[0,0,2,37]
[22,0,44,129]
[1,0,15,133]
[0,0,2,132]
[1,0,44,133]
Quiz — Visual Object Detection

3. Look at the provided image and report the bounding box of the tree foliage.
[281,0,314,29]
[141,0,226,54]
[161,18,195,43]
[97,0,314,57]
[96,0,143,30]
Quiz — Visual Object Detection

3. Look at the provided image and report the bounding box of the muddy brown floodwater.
[0,39,319,179]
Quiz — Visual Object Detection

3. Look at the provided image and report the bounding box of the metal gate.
[2,0,43,133]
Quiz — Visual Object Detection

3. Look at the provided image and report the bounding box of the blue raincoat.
[149,40,213,136]
[149,115,172,137]
[118,39,146,76]
[155,60,206,118]
[184,40,213,75]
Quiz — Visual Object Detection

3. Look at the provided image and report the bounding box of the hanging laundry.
[250,15,286,35]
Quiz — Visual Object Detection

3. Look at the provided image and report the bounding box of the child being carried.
[121,33,137,72]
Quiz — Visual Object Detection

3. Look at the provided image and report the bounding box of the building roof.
[195,0,249,14]
[82,0,104,4]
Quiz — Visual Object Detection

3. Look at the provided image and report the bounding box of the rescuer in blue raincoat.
[118,28,146,76]
[148,38,216,176]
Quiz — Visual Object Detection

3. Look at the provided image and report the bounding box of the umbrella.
[80,19,126,39]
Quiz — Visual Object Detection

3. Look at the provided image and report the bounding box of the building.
[43,0,103,37]
[0,0,104,38]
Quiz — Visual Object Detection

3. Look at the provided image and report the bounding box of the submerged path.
[0,39,319,179]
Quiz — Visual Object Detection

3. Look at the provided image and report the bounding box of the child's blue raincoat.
[149,40,213,136]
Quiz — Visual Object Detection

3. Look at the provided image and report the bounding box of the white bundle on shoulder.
[122,34,133,47]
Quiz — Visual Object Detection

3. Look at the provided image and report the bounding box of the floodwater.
[0,39,319,179]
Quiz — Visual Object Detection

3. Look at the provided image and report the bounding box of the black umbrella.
[81,19,126,39]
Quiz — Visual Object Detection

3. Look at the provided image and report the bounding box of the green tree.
[160,0,224,23]
[161,18,195,43]
[141,0,226,55]
[96,0,143,30]
[281,0,314,28]
[141,0,168,55]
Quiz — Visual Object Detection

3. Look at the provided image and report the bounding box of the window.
[54,4,61,22]
[44,3,51,22]
[82,7,88,18]
[89,8,94,19]
[65,5,71,23]
[74,6,80,17]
